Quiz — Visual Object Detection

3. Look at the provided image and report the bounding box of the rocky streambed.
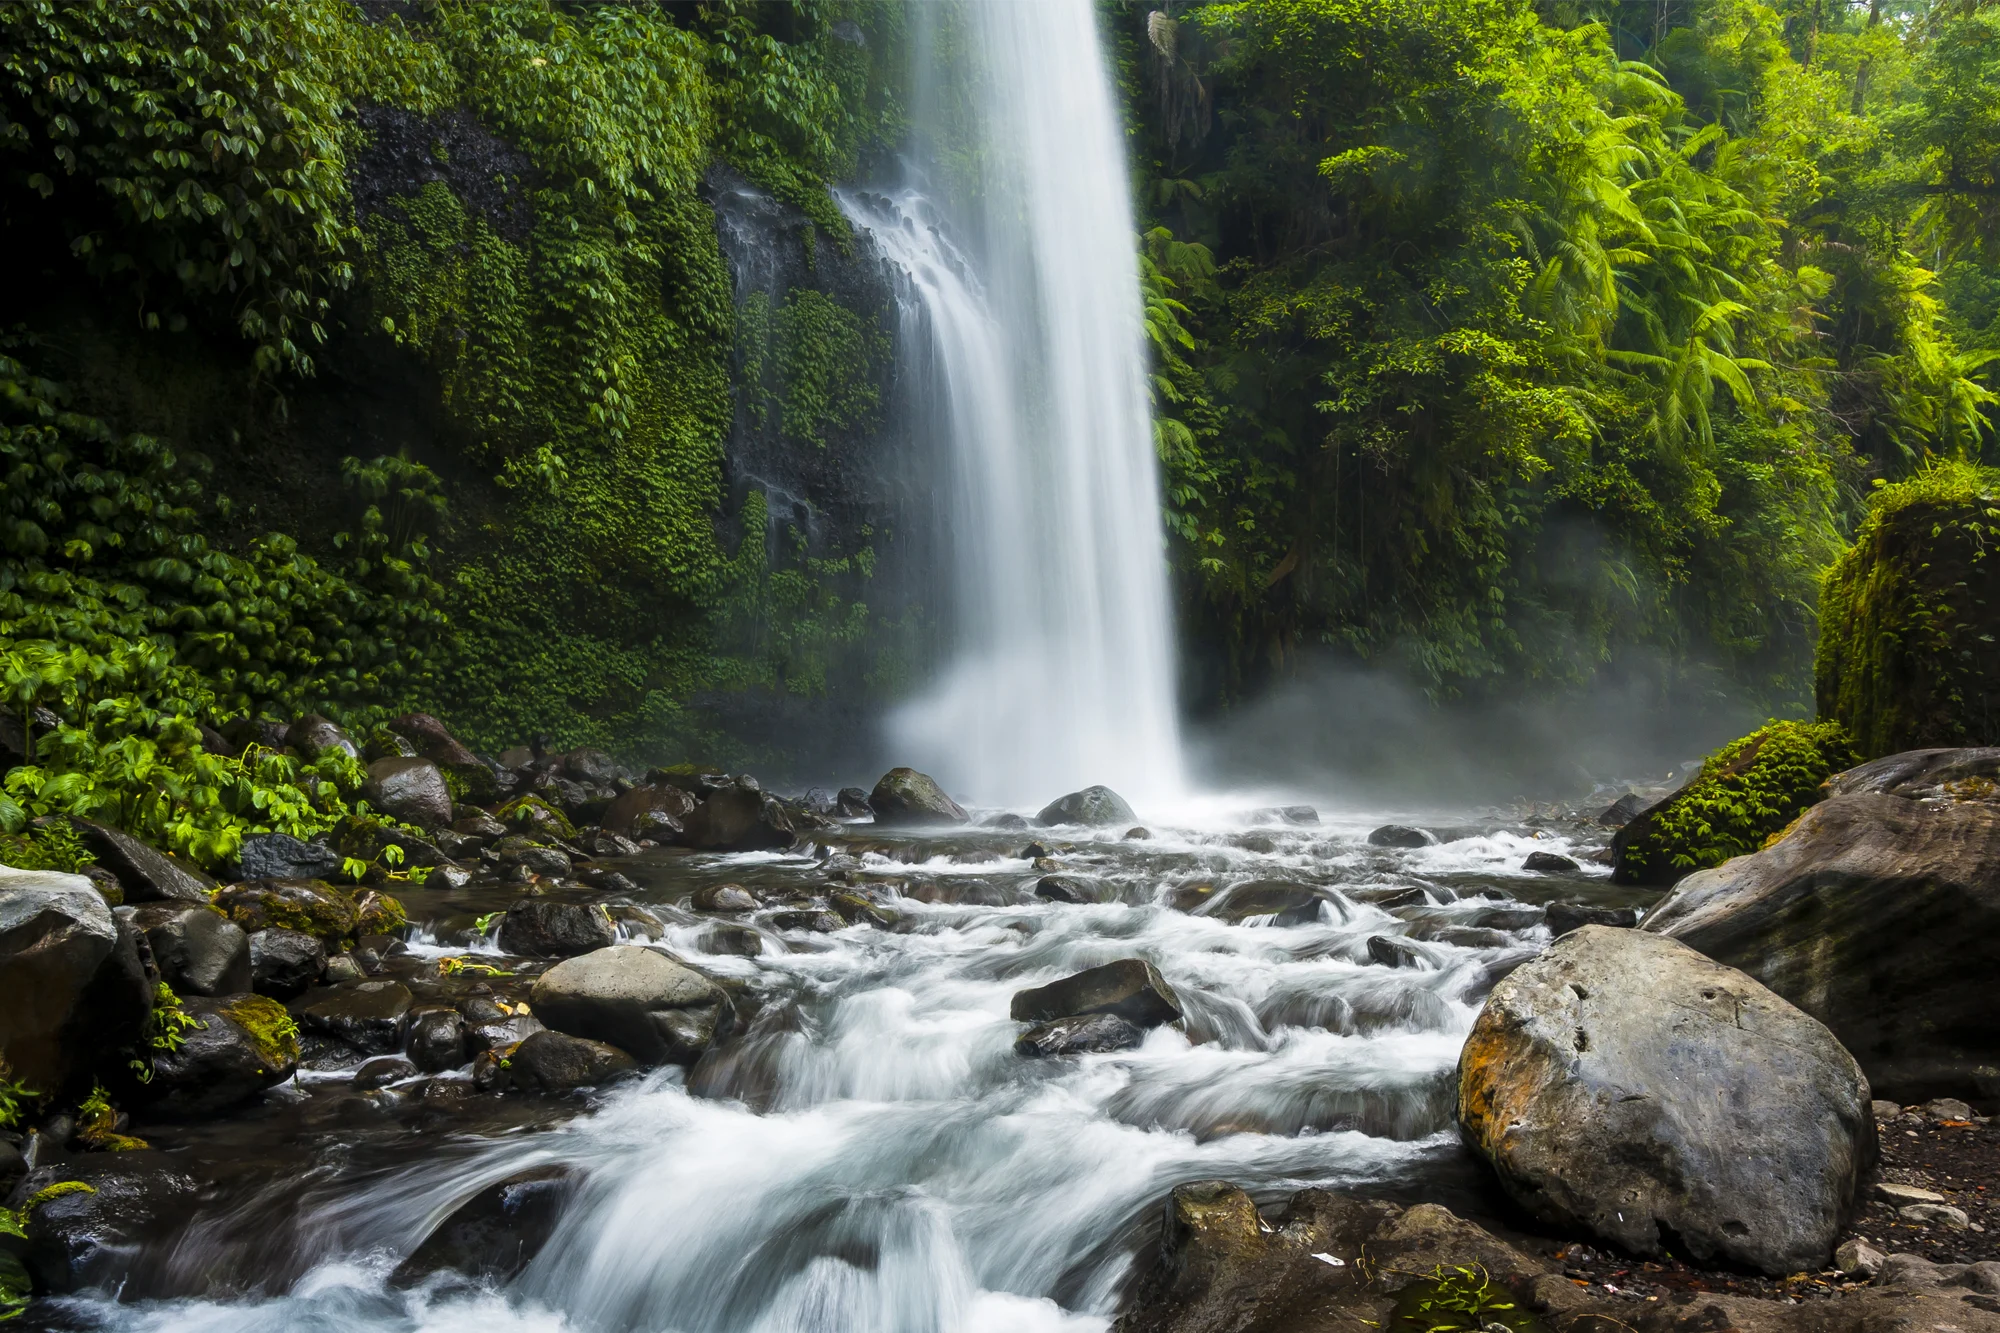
[6,746,2000,1331]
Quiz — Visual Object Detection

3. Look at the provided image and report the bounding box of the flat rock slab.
[1010,958,1182,1028]
[1457,926,1873,1275]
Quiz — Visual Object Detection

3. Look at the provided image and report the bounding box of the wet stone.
[692,882,759,912]
[770,909,842,933]
[1010,958,1182,1028]
[1522,850,1580,873]
[1545,903,1641,937]
[1034,874,1099,904]
[1366,935,1428,969]
[298,980,414,1055]
[498,898,615,957]
[120,902,251,997]
[393,1166,578,1287]
[354,1055,419,1091]
[407,1006,467,1072]
[1367,824,1436,849]
[506,1029,639,1093]
[1015,1012,1144,1057]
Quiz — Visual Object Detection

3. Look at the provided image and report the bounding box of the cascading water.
[847,0,1185,807]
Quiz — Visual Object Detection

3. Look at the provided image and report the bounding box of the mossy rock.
[355,889,408,935]
[496,795,575,840]
[1818,461,2000,757]
[1611,720,1859,888]
[214,880,360,945]
[216,993,301,1072]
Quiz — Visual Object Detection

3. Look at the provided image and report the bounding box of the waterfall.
[844,0,1185,808]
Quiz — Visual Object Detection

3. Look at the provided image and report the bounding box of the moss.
[218,995,301,1074]
[1612,720,1860,886]
[1816,460,2000,757]
[215,881,360,944]
[496,795,575,840]
[356,890,408,935]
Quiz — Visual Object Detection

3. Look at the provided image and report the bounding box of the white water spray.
[846,0,1184,807]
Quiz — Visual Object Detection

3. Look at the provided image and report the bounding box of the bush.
[1612,720,1860,886]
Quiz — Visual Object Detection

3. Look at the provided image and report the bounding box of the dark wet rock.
[215,879,360,945]
[1827,746,2000,799]
[1521,850,1579,873]
[983,812,1030,830]
[836,787,874,819]
[1352,885,1428,909]
[1015,1012,1144,1057]
[362,756,454,829]
[1544,903,1641,937]
[506,1029,639,1092]
[70,818,216,903]
[559,748,619,784]
[1011,958,1182,1028]
[1643,789,2000,1102]
[1199,879,1327,926]
[0,870,127,1093]
[452,813,509,841]
[1409,923,1514,949]
[143,993,301,1116]
[1458,926,1873,1275]
[19,1155,201,1294]
[829,890,895,927]
[1466,905,1543,931]
[365,728,419,761]
[323,954,366,985]
[1366,824,1435,849]
[498,898,615,957]
[702,924,764,957]
[601,782,699,839]
[529,944,727,1067]
[120,902,250,996]
[1366,935,1428,969]
[354,1054,419,1090]
[236,832,341,883]
[1162,881,1218,913]
[1034,874,1100,904]
[285,714,358,762]
[393,1165,578,1286]
[298,980,414,1054]
[407,1006,467,1072]
[770,908,842,933]
[1597,792,1649,826]
[504,845,574,879]
[247,928,327,1001]
[691,882,759,912]
[1037,785,1137,827]
[462,1001,542,1056]
[1123,826,1150,840]
[679,785,800,851]
[867,768,969,826]
[573,828,639,859]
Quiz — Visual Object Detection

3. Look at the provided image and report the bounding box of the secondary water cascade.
[847,0,1185,807]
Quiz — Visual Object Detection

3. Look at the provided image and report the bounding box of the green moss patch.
[1612,720,1860,887]
[215,880,360,944]
[1817,461,2000,757]
[218,995,301,1074]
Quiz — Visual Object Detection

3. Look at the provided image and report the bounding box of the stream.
[29,803,1654,1333]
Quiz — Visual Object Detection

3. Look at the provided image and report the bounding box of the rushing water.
[850,0,1184,807]
[31,808,1651,1333]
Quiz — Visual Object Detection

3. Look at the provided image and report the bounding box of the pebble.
[1899,1202,1971,1229]
[1834,1237,1885,1277]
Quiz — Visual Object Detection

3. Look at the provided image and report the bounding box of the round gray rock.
[1036,785,1136,827]
[362,757,453,829]
[0,869,118,1092]
[867,768,968,826]
[1457,926,1874,1276]
[530,945,726,1067]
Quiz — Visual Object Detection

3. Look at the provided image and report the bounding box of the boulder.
[362,757,453,829]
[119,902,251,996]
[1197,879,1327,926]
[1596,792,1647,826]
[1010,958,1182,1028]
[678,785,798,851]
[1036,785,1137,827]
[1015,1012,1144,1056]
[1642,789,2000,1101]
[498,899,616,958]
[1034,874,1100,904]
[771,908,842,933]
[386,712,482,768]
[1827,745,2000,799]
[0,869,123,1093]
[1521,850,1578,873]
[392,1166,577,1286]
[70,818,216,904]
[601,783,698,839]
[690,883,759,912]
[285,714,358,762]
[1544,903,1640,937]
[835,787,874,819]
[406,1006,467,1072]
[867,768,969,826]
[214,879,359,945]
[18,1156,201,1294]
[143,993,301,1117]
[505,1029,639,1092]
[504,845,574,879]
[298,980,414,1054]
[559,748,618,784]
[248,928,325,999]
[1366,824,1435,849]
[530,945,727,1067]
[1458,926,1874,1275]
[353,1054,419,1090]
[1365,935,1428,969]
[236,832,341,883]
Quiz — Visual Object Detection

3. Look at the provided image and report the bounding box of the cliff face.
[0,1,915,774]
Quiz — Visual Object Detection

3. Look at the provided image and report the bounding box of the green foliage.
[218,994,299,1073]
[0,1055,36,1131]
[74,1082,147,1152]
[1817,460,2000,755]
[1390,1263,1541,1332]
[1615,719,1859,880]
[0,815,84,873]
[0,1180,93,1320]
[132,981,204,1082]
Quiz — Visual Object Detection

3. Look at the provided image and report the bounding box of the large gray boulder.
[0,870,120,1091]
[867,768,968,826]
[498,898,616,958]
[237,832,341,883]
[1036,785,1136,827]
[530,945,727,1067]
[142,993,300,1117]
[1010,958,1182,1028]
[1642,789,2000,1101]
[119,902,251,996]
[362,757,454,829]
[1458,926,1873,1276]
